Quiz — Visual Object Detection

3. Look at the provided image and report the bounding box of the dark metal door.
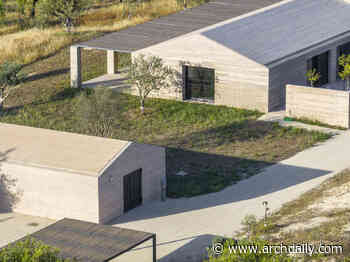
[123,169,142,212]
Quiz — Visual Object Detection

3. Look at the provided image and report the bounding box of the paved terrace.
[82,72,131,92]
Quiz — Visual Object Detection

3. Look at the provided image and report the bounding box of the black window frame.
[183,65,215,102]
[337,42,350,80]
[307,51,329,87]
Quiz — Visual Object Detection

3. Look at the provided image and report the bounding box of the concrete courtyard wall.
[268,34,350,111]
[286,85,350,128]
[1,162,100,222]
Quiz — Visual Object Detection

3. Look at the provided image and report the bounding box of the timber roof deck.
[0,218,155,262]
[77,0,283,52]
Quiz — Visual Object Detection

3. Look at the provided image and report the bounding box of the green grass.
[0,48,332,198]
[284,116,347,130]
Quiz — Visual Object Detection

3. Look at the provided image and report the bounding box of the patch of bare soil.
[309,182,350,213]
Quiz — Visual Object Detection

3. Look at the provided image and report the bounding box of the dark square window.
[183,66,215,101]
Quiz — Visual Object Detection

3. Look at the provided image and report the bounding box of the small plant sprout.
[241,214,257,240]
[262,201,269,227]
[306,68,321,87]
[338,54,350,91]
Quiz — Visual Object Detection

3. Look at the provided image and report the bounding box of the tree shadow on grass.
[166,147,268,198]
[23,68,70,83]
[0,149,23,213]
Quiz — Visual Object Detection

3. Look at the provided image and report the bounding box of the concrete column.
[329,47,338,83]
[70,46,82,88]
[107,50,118,74]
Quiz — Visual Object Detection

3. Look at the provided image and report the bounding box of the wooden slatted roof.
[1,218,155,262]
[77,0,282,52]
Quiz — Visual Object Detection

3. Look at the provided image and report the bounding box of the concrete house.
[71,0,350,112]
[0,123,165,224]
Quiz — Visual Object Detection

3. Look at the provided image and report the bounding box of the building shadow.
[83,77,130,90]
[118,234,217,262]
[23,68,70,83]
[0,149,22,213]
[112,149,331,224]
[157,234,218,262]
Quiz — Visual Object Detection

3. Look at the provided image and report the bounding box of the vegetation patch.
[236,170,350,261]
[0,47,332,197]
[283,116,347,130]
[0,0,207,64]
[0,237,72,262]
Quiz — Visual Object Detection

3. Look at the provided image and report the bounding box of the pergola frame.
[1,218,157,262]
[70,45,131,88]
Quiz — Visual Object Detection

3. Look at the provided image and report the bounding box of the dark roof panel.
[77,0,283,52]
[1,218,155,262]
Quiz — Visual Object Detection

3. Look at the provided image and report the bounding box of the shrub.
[306,68,320,87]
[0,0,5,19]
[0,61,26,111]
[38,0,91,31]
[206,237,294,262]
[338,54,350,90]
[75,87,116,138]
[0,237,72,262]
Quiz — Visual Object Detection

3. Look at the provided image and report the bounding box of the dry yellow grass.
[0,28,73,64]
[0,0,205,65]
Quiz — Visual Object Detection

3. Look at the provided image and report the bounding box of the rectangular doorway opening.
[123,169,142,212]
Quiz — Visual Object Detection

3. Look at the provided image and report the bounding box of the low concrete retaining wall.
[286,85,350,128]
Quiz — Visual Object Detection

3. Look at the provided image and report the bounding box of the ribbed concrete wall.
[1,143,165,224]
[98,143,166,224]
[2,162,100,223]
[133,33,269,112]
[268,34,350,111]
[286,85,350,128]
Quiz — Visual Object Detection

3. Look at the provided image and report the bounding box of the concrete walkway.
[1,132,350,262]
[111,130,350,262]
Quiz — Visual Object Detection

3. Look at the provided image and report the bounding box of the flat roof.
[0,123,130,176]
[77,0,283,52]
[1,218,155,262]
[201,0,350,65]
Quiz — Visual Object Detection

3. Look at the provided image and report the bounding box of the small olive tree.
[127,54,176,114]
[306,68,320,87]
[338,54,350,91]
[38,0,91,31]
[0,62,25,111]
[75,87,117,138]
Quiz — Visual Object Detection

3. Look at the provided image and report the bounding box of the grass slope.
[0,0,206,64]
[0,48,331,197]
